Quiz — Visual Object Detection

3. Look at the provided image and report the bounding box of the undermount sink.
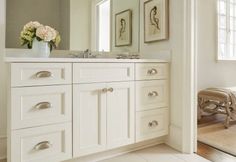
[68,54,116,59]
[52,53,140,59]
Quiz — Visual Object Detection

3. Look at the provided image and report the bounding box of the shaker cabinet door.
[73,83,107,157]
[73,82,135,156]
[106,82,135,149]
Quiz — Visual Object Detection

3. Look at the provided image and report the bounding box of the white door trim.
[182,0,198,153]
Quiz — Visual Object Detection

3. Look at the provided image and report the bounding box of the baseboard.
[2,136,167,162]
[166,124,182,151]
[0,136,7,161]
[65,136,166,162]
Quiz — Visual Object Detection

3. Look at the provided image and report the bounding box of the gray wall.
[70,0,92,50]
[6,0,70,50]
[111,0,139,53]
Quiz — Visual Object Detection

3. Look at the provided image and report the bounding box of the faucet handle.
[84,49,90,53]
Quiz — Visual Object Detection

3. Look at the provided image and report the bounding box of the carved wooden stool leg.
[224,116,231,128]
[198,97,204,120]
[224,102,231,129]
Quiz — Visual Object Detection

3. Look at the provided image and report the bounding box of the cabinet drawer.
[136,80,169,111]
[73,63,134,83]
[135,63,168,80]
[11,123,72,162]
[11,85,72,129]
[11,63,72,87]
[136,108,169,142]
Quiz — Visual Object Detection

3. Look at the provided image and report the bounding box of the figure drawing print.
[144,0,168,42]
[115,9,132,46]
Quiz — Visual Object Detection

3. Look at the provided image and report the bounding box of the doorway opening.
[196,0,236,160]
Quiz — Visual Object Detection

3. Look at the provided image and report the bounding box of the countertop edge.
[4,57,170,63]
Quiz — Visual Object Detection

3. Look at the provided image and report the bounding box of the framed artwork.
[144,0,169,43]
[115,9,132,46]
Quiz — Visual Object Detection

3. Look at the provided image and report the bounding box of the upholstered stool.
[198,88,236,128]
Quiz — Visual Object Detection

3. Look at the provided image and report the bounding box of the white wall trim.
[193,0,198,152]
[166,124,182,151]
[181,0,197,153]
[66,137,166,162]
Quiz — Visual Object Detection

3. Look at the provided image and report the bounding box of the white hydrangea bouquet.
[20,21,61,50]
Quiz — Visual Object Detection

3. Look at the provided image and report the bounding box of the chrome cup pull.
[34,141,52,151]
[147,69,158,75]
[148,120,159,128]
[34,102,52,110]
[35,71,53,78]
[107,88,114,92]
[148,91,158,97]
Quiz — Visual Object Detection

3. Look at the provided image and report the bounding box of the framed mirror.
[5,0,140,53]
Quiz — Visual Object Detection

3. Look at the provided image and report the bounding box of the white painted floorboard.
[99,144,211,162]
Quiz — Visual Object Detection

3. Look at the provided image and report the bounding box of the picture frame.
[144,0,169,43]
[115,9,132,47]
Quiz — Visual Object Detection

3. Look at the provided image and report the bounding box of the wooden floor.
[197,141,236,162]
[197,114,236,161]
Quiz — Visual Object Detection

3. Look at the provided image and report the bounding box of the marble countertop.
[4,49,170,63]
[5,57,169,63]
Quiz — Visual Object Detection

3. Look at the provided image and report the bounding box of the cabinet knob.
[102,88,114,93]
[147,69,158,75]
[34,141,52,151]
[102,88,108,93]
[148,120,159,128]
[35,71,53,78]
[148,91,158,97]
[34,102,52,110]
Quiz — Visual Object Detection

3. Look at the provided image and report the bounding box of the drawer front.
[11,85,72,129]
[11,123,72,162]
[136,108,169,142]
[73,63,134,83]
[11,63,72,87]
[135,63,168,80]
[136,80,169,111]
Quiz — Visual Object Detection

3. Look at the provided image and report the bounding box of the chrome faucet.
[82,49,91,58]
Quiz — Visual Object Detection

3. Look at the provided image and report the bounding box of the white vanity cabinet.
[6,59,169,162]
[8,63,73,162]
[73,63,135,157]
[106,82,134,149]
[73,83,107,156]
[135,63,169,142]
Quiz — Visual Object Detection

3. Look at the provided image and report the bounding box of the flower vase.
[32,39,51,57]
